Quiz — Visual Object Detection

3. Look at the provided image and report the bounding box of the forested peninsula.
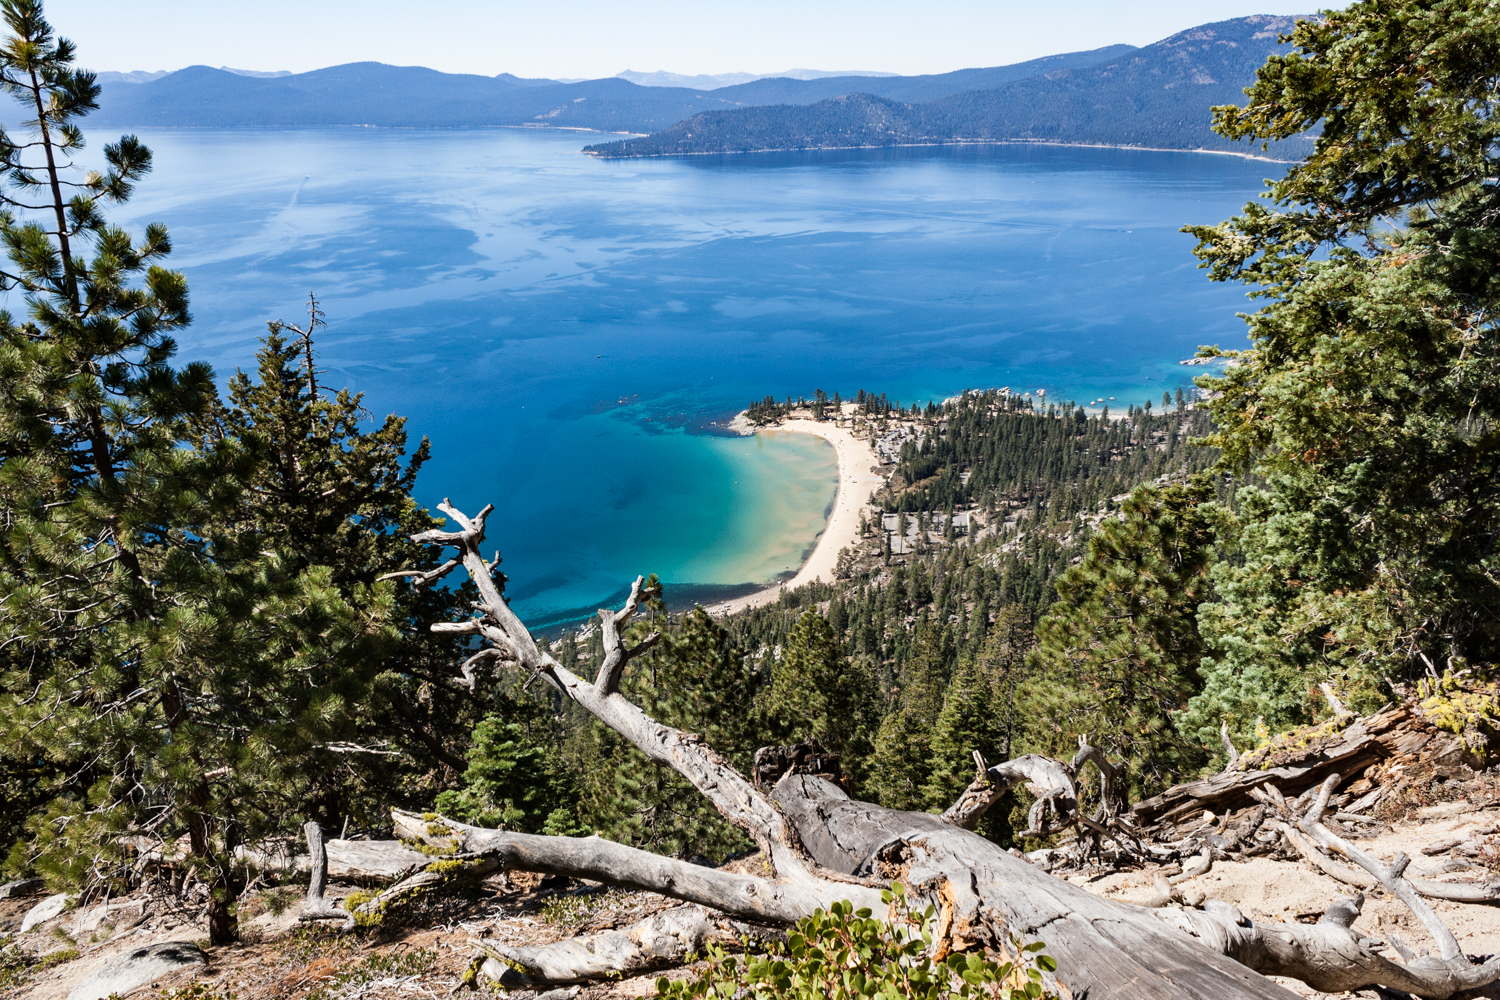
[584,16,1316,159]
[6,0,1500,998]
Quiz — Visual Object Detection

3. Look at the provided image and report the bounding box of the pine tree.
[197,316,483,830]
[433,693,572,833]
[0,6,434,943]
[760,609,880,790]
[869,707,931,811]
[920,658,1001,809]
[1183,0,1500,737]
[0,0,247,940]
[1026,478,1222,795]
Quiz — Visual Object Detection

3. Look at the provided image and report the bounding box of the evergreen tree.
[920,608,1034,833]
[0,1,269,942]
[433,691,575,834]
[0,5,449,942]
[1183,0,1500,740]
[869,707,931,811]
[920,658,1000,808]
[1026,478,1221,794]
[760,608,880,789]
[196,316,485,830]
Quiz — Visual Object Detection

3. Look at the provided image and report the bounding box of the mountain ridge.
[583,16,1312,159]
[88,44,1144,133]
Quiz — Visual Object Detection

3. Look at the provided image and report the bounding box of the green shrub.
[0,945,80,990]
[161,983,239,1000]
[654,883,1059,1000]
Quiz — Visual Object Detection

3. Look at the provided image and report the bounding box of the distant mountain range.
[586,16,1311,159]
[97,67,290,86]
[89,44,1139,134]
[616,68,898,90]
[88,16,1312,160]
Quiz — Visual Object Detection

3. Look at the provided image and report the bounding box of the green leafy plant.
[161,983,239,1000]
[654,883,1059,1000]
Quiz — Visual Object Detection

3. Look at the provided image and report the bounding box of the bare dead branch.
[1299,774,1459,960]
[594,575,661,694]
[409,503,846,889]
[1220,721,1241,771]
[377,557,459,587]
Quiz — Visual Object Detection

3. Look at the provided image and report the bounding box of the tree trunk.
[397,502,1500,1000]
[1130,705,1472,831]
[769,770,1295,999]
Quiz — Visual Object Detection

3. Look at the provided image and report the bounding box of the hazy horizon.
[51,1,1325,82]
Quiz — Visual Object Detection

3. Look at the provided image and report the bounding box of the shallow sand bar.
[708,408,886,616]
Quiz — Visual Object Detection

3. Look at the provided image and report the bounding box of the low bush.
[655,883,1059,1000]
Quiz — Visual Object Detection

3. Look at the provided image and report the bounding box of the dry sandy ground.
[706,408,886,617]
[11,808,1500,1000]
[1080,803,1500,998]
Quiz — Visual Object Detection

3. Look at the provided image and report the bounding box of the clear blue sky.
[48,1,1323,79]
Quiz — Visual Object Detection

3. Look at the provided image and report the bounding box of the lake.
[106,128,1274,627]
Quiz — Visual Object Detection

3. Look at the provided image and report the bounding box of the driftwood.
[383,500,1500,999]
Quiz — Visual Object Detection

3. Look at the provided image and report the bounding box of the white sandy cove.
[708,408,887,617]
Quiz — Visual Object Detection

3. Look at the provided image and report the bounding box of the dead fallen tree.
[329,499,1500,999]
[1131,704,1482,832]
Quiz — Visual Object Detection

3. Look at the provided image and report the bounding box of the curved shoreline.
[583,137,1299,164]
[706,410,887,617]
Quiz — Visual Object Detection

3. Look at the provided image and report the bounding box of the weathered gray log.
[771,769,1294,997]
[348,854,501,926]
[323,839,436,880]
[940,751,1078,833]
[392,807,880,924]
[406,501,1500,999]
[465,904,774,988]
[1131,707,1467,829]
[237,836,438,881]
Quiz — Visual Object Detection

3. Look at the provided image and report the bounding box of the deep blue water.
[103,128,1272,627]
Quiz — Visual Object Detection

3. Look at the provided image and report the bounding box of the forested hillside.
[516,392,1226,858]
[5,0,1500,996]
[585,15,1316,158]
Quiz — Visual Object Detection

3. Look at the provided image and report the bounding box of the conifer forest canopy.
[3,0,1500,996]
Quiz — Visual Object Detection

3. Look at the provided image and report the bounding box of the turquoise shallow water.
[100,128,1271,627]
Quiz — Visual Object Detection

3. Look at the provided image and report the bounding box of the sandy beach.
[706,407,886,617]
